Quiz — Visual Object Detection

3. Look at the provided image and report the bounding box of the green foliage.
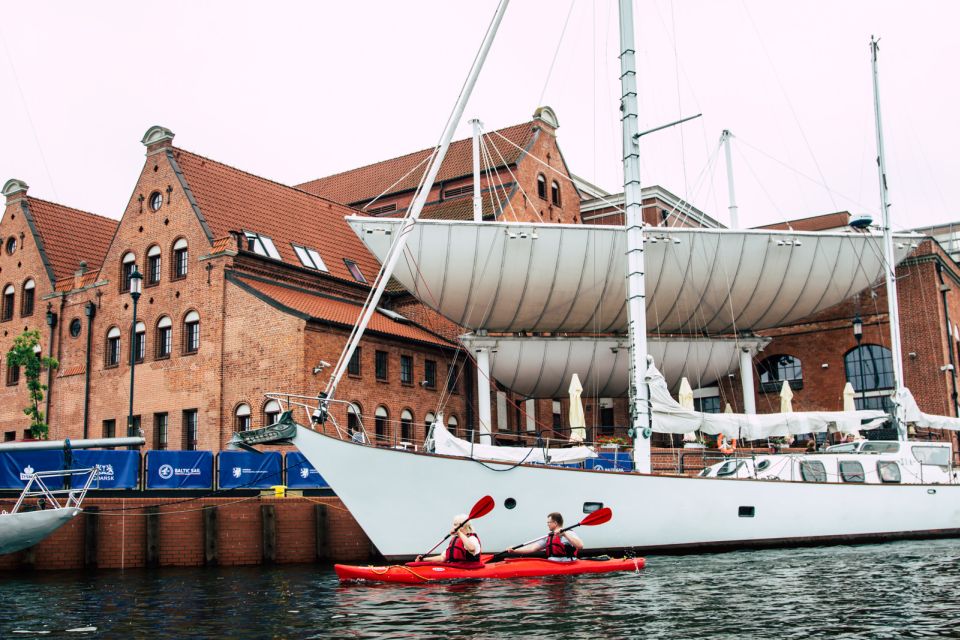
[6,329,58,439]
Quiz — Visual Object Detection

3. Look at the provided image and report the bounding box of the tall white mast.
[721,129,740,229]
[322,0,510,403]
[869,36,907,441]
[619,0,651,473]
[471,118,484,222]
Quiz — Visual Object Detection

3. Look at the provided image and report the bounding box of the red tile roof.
[170,148,381,286]
[25,197,118,285]
[232,274,453,348]
[378,185,516,221]
[296,121,537,205]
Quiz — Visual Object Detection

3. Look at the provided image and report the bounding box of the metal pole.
[471,118,483,222]
[721,130,739,229]
[619,0,651,473]
[739,347,756,414]
[475,343,493,445]
[869,36,907,441]
[128,294,137,440]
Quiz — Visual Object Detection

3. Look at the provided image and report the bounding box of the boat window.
[912,445,950,466]
[698,467,713,477]
[715,460,744,477]
[800,460,827,482]
[861,442,899,454]
[877,461,901,483]
[825,443,857,453]
[756,459,771,471]
[839,460,865,483]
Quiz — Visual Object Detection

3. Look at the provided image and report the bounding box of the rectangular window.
[344,259,367,283]
[21,287,34,317]
[173,248,188,279]
[157,326,172,359]
[292,244,328,272]
[185,321,200,353]
[127,414,141,438]
[2,291,13,321]
[400,355,413,385]
[154,413,168,450]
[147,254,162,285]
[348,348,361,377]
[800,460,827,482]
[367,203,397,215]
[839,460,865,483]
[424,360,436,389]
[120,261,134,293]
[3,431,14,442]
[244,231,282,260]
[443,185,473,199]
[106,335,121,367]
[6,362,19,386]
[877,461,901,483]
[103,419,116,439]
[375,350,388,381]
[183,409,198,450]
[912,445,951,466]
[133,331,145,364]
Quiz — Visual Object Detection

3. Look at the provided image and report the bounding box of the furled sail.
[430,421,597,464]
[897,388,960,431]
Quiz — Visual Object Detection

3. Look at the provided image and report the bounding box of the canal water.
[4,539,960,639]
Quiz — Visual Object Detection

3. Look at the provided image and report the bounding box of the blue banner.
[73,450,140,489]
[284,452,329,489]
[217,451,283,490]
[589,450,634,472]
[146,451,213,489]
[0,450,66,489]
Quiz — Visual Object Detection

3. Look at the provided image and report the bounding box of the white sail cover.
[348,218,918,334]
[431,421,597,464]
[459,334,769,397]
[898,388,960,431]
[646,362,888,439]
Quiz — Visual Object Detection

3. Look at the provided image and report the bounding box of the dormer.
[2,178,29,204]
[141,126,176,155]
[532,106,559,134]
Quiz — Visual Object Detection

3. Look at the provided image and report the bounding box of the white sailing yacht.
[233,1,960,560]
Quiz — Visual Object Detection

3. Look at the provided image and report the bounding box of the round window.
[69,318,82,338]
[149,191,163,211]
[5,237,16,255]
[756,459,771,471]
[504,497,517,510]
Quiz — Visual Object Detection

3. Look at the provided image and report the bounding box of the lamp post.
[852,314,865,410]
[127,266,143,443]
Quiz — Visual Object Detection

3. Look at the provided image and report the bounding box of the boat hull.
[0,507,81,555]
[335,556,645,584]
[292,427,960,560]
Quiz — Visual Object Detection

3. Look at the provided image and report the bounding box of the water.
[4,539,960,639]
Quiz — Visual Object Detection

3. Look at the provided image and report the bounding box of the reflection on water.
[4,539,960,639]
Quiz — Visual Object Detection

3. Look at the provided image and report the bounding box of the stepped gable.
[170,148,381,286]
[296,121,536,205]
[25,197,117,285]
[230,273,452,348]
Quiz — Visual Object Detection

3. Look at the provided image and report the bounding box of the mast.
[869,36,907,441]
[618,0,651,473]
[721,129,739,229]
[471,118,483,222]
[322,0,510,403]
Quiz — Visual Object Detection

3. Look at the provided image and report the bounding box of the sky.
[0,0,957,230]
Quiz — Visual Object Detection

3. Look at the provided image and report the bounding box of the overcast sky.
[1,1,956,230]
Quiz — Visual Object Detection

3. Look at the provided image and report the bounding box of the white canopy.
[645,361,888,439]
[430,420,597,464]
[898,388,960,431]
[458,334,770,397]
[348,218,918,334]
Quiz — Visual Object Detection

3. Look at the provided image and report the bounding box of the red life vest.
[445,533,481,563]
[546,532,578,558]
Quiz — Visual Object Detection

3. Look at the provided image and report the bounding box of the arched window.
[105,326,121,367]
[551,180,561,207]
[400,409,414,443]
[120,252,136,292]
[425,411,436,433]
[235,403,251,431]
[447,415,459,438]
[844,344,895,411]
[536,174,547,200]
[146,245,162,286]
[758,354,803,393]
[183,311,200,354]
[156,316,172,358]
[263,399,281,426]
[133,321,146,363]
[172,238,188,280]
[2,284,14,322]
[21,279,34,317]
[375,405,389,443]
[347,403,362,434]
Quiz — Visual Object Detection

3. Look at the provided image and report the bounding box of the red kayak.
[334,556,645,584]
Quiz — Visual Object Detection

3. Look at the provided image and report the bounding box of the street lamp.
[128,266,143,443]
[852,314,865,410]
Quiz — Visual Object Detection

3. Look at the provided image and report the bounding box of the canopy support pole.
[739,348,756,414]
[475,346,493,445]
[471,118,483,222]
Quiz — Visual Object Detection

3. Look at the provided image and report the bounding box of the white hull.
[293,426,960,560]
[0,507,81,555]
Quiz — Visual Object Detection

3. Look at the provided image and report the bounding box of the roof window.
[344,259,367,283]
[244,231,281,261]
[293,244,328,272]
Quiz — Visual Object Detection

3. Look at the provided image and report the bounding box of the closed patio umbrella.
[568,374,586,443]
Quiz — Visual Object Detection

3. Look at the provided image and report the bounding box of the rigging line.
[359,154,432,211]
[0,27,59,200]
[735,145,789,226]
[739,0,837,212]
[660,141,721,227]
[669,0,691,201]
[537,0,577,108]
[481,128,543,223]
[478,134,519,222]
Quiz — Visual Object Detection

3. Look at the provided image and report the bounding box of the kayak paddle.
[490,507,613,561]
[419,495,495,558]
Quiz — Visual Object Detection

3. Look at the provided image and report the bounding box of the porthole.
[69,318,82,338]
[149,191,163,211]
[504,497,517,510]
[5,237,15,255]
[756,459,771,471]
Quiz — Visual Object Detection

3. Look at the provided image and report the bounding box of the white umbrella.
[724,402,733,413]
[678,378,697,442]
[843,382,856,411]
[780,380,794,413]
[568,373,586,443]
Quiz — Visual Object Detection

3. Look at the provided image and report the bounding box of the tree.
[7,329,58,439]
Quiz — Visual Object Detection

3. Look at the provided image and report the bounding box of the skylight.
[293,244,328,272]
[344,259,366,283]
[244,231,282,261]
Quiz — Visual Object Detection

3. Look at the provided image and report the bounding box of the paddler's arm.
[562,529,584,550]
[460,530,480,555]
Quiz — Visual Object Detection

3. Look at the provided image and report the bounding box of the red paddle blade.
[580,507,613,527]
[468,495,496,520]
